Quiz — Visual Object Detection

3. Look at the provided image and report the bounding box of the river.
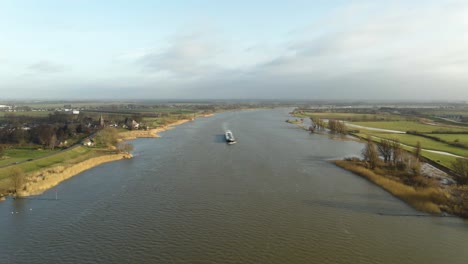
[1,109,468,263]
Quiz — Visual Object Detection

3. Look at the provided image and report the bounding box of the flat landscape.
[294,107,468,171]
[3,1,468,263]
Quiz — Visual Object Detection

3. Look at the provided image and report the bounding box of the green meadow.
[0,146,95,180]
[0,146,60,167]
[297,112,468,161]
[350,121,468,133]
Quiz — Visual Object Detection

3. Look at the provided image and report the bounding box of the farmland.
[294,109,468,171]
[350,121,468,133]
[0,146,60,167]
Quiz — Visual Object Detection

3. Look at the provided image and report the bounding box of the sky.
[1,0,468,101]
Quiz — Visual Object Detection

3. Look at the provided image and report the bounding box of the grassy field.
[430,134,468,144]
[0,146,95,180]
[400,134,468,156]
[0,111,52,118]
[0,146,60,167]
[293,112,468,167]
[294,112,405,121]
[367,133,468,157]
[351,121,468,133]
[420,150,457,169]
[352,132,463,169]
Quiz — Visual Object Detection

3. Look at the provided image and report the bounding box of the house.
[82,138,94,146]
[58,140,68,147]
[0,105,12,110]
[125,118,140,129]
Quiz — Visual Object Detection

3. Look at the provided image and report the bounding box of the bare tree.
[328,120,347,135]
[37,125,55,147]
[377,139,392,163]
[336,121,347,134]
[48,133,57,150]
[452,158,468,185]
[311,117,325,130]
[362,137,379,169]
[391,139,402,165]
[414,141,422,160]
[117,142,134,154]
[410,157,421,177]
[328,119,337,133]
[9,167,25,194]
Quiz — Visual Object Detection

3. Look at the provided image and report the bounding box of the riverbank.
[1,115,212,199]
[19,153,132,196]
[118,119,191,140]
[118,113,214,140]
[335,160,468,218]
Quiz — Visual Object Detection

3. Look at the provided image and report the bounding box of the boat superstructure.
[225,130,236,144]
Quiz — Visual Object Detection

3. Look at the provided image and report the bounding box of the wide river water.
[1,109,468,263]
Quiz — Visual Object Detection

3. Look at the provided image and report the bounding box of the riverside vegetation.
[292,105,468,218]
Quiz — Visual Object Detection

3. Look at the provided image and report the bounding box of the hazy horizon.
[1,0,468,100]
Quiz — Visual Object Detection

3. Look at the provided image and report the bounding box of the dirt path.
[344,122,406,134]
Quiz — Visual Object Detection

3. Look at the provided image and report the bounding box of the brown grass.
[335,160,449,214]
[16,153,132,196]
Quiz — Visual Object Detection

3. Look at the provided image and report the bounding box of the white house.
[82,138,94,146]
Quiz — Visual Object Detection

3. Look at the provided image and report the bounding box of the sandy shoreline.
[19,153,132,196]
[1,114,214,199]
[118,119,191,140]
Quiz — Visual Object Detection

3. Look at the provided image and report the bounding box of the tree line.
[362,137,468,185]
[309,117,347,135]
[363,138,400,168]
[0,123,93,149]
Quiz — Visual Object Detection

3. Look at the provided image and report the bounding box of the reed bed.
[335,160,449,214]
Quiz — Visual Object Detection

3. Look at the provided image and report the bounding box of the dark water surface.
[1,109,468,263]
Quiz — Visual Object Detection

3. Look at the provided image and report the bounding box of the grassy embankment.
[335,160,449,214]
[0,146,60,167]
[0,146,125,196]
[335,160,468,217]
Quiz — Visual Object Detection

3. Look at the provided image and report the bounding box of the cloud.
[169,1,468,100]
[133,32,223,78]
[9,1,468,100]
[28,60,68,73]
[270,1,468,78]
